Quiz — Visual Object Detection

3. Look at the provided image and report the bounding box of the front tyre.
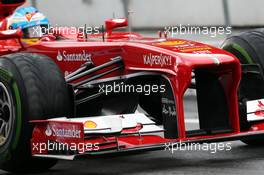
[222,29,264,146]
[0,53,71,173]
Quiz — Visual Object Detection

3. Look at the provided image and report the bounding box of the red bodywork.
[1,0,264,159]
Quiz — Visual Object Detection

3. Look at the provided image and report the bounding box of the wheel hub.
[0,82,14,146]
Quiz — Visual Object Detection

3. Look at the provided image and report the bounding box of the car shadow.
[3,141,264,175]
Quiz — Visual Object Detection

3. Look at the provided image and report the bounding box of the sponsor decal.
[45,125,52,136]
[157,40,187,46]
[162,98,176,117]
[179,46,212,53]
[255,100,264,116]
[25,13,34,21]
[84,121,97,129]
[57,50,93,63]
[247,99,264,121]
[162,104,176,117]
[173,43,195,48]
[143,53,172,67]
[193,50,212,54]
[45,124,81,138]
[162,97,175,105]
[21,38,40,45]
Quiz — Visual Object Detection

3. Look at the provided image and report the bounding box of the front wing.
[30,113,264,160]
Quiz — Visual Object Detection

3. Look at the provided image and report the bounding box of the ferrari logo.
[25,13,33,21]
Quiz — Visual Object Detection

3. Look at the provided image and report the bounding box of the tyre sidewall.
[0,58,29,167]
[222,37,258,64]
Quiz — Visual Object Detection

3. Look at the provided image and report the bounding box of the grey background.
[23,0,264,28]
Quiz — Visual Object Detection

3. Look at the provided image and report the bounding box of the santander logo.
[44,124,81,138]
[56,50,93,63]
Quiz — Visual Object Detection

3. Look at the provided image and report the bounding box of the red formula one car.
[1,0,264,173]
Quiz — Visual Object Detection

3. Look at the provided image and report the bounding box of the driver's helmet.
[6,6,49,39]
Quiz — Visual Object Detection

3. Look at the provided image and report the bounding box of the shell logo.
[84,121,97,129]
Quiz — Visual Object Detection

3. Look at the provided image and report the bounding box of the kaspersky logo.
[45,124,81,138]
[57,50,93,63]
[143,53,172,67]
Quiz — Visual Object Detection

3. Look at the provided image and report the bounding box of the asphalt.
[34,141,264,175]
[2,31,264,175]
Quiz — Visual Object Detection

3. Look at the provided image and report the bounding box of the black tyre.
[0,53,71,173]
[222,29,264,146]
